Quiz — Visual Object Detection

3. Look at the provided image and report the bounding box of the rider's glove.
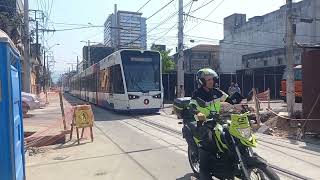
[196,112,206,122]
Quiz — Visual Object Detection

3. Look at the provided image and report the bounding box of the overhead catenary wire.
[185,0,225,33]
[121,0,194,47]
[189,0,216,13]
[183,0,194,27]
[184,14,320,38]
[85,0,154,41]
[118,0,176,45]
[185,34,283,48]
[152,0,219,46]
[137,0,153,12]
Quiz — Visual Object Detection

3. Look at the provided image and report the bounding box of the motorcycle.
[175,96,280,180]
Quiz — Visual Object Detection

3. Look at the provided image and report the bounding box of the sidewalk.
[26,126,153,180]
[25,93,153,180]
[24,92,68,133]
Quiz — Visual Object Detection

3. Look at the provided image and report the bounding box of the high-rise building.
[104,6,147,50]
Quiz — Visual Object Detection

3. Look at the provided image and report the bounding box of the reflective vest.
[189,98,222,118]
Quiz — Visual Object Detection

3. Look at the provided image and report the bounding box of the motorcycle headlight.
[237,127,252,139]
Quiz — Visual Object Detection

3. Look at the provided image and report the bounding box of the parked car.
[21,92,41,110]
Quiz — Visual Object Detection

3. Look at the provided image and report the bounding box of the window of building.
[264,60,268,66]
[277,57,283,65]
[245,60,249,68]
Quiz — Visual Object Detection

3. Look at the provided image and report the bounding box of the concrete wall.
[173,44,219,73]
[219,0,320,73]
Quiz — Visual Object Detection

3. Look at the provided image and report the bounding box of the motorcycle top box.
[173,97,193,119]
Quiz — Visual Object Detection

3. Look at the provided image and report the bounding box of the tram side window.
[87,74,91,91]
[93,73,97,92]
[99,69,106,92]
[83,77,87,90]
[88,74,94,91]
[111,65,124,94]
[99,68,112,93]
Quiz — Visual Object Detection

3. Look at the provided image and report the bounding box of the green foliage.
[159,49,175,73]
[151,45,175,73]
[0,12,23,44]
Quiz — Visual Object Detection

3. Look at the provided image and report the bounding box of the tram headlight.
[128,94,140,100]
[152,94,161,99]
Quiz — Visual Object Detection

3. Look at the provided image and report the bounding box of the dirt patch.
[263,116,301,138]
[26,147,50,156]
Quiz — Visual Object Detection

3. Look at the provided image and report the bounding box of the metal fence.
[162,66,285,101]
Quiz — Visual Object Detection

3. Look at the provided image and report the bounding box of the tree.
[151,44,175,73]
[0,12,23,45]
[160,49,175,73]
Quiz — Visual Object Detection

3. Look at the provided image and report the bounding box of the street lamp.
[47,43,60,51]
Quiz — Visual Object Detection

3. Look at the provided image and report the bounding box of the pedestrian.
[228,82,236,96]
[235,83,241,94]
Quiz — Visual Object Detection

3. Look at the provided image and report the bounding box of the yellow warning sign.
[74,105,94,128]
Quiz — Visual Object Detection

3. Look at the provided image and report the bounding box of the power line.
[189,0,216,13]
[85,0,154,41]
[151,0,220,46]
[53,22,101,26]
[137,0,153,12]
[44,26,104,32]
[183,0,194,27]
[120,0,194,47]
[147,0,175,20]
[184,13,223,25]
[185,0,225,33]
[119,0,176,43]
[48,0,53,18]
[184,34,283,48]
[183,14,320,38]
[151,23,177,44]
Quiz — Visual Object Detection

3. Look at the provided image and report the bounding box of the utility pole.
[88,40,91,68]
[177,0,184,97]
[286,0,295,117]
[43,50,46,92]
[76,56,79,73]
[114,4,119,50]
[43,50,48,103]
[47,56,50,89]
[23,0,31,93]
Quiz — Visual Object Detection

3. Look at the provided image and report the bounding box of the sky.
[29,0,291,82]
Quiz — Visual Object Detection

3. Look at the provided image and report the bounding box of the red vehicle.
[280,65,302,102]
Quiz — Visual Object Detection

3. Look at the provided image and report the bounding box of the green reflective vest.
[190,99,221,118]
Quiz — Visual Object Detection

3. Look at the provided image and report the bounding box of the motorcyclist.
[189,68,235,180]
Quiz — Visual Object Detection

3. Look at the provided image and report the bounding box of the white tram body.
[70,49,163,113]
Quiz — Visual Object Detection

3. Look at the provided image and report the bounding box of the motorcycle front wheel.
[247,164,280,180]
[188,145,200,174]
